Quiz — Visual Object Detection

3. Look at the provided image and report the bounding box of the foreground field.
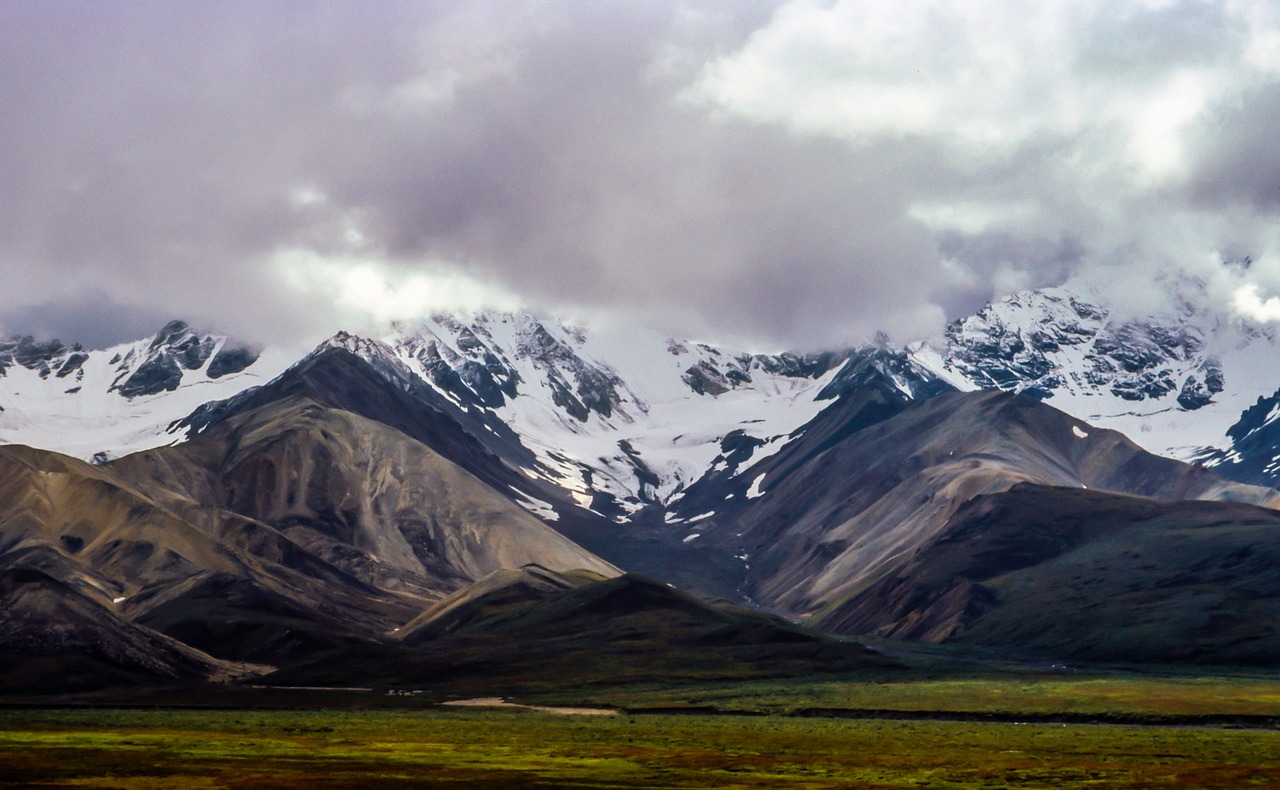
[2,706,1280,788]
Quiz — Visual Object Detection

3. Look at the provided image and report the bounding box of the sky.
[4,0,1280,352]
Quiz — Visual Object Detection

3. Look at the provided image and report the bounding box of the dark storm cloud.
[0,291,173,350]
[3,1,1280,350]
[0,0,942,349]
[935,230,1085,319]
[1185,82,1280,210]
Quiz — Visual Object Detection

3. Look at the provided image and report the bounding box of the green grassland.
[561,672,1280,720]
[5,671,1280,788]
[2,706,1280,788]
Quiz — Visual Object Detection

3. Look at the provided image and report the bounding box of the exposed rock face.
[115,354,184,397]
[113,320,218,397]
[207,346,259,378]
[682,361,733,396]
[55,352,89,379]
[517,319,625,421]
[944,288,1215,407]
[1198,386,1280,487]
[1177,362,1227,410]
[0,336,74,378]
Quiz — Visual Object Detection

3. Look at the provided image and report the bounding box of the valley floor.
[4,674,1280,788]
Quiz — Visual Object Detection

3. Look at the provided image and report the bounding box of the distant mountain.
[0,315,877,521]
[0,320,291,462]
[6,287,1280,682]
[6,283,1280,496]
[932,284,1280,476]
[1193,386,1280,488]
[681,389,1280,624]
[814,484,1280,665]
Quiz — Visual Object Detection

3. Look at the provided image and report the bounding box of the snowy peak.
[0,335,87,380]
[0,320,261,400]
[930,283,1280,468]
[300,312,866,519]
[107,320,259,398]
[819,343,961,402]
[316,330,422,393]
[1196,386,1280,486]
[944,287,1216,404]
[0,321,286,462]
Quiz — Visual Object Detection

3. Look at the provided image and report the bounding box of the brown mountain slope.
[110,396,618,594]
[715,390,1280,618]
[0,443,422,664]
[812,484,1280,665]
[0,371,620,682]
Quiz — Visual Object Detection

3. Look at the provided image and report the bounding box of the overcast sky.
[4,1,1280,351]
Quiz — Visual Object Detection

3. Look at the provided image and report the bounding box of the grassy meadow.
[3,672,1280,787]
[564,672,1280,720]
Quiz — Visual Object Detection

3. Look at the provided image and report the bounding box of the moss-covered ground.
[564,672,1280,720]
[3,686,1280,789]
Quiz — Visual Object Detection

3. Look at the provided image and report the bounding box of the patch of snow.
[1072,425,1088,439]
[746,473,767,499]
[682,533,701,543]
[509,487,558,522]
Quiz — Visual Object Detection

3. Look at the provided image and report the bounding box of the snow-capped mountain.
[934,284,1280,469]
[322,315,952,519]
[0,314,956,520]
[8,296,1280,677]
[1193,385,1280,487]
[0,321,294,462]
[4,280,1280,521]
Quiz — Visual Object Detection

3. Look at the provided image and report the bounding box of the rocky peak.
[510,316,627,422]
[817,345,954,402]
[110,321,257,398]
[943,287,1225,408]
[0,336,78,379]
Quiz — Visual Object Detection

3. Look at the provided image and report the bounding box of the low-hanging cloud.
[3,1,1280,351]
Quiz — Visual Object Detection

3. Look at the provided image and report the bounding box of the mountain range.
[4,281,1280,691]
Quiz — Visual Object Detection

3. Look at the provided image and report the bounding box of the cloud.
[0,290,174,350]
[690,0,1280,317]
[1233,283,1280,323]
[2,1,1280,351]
